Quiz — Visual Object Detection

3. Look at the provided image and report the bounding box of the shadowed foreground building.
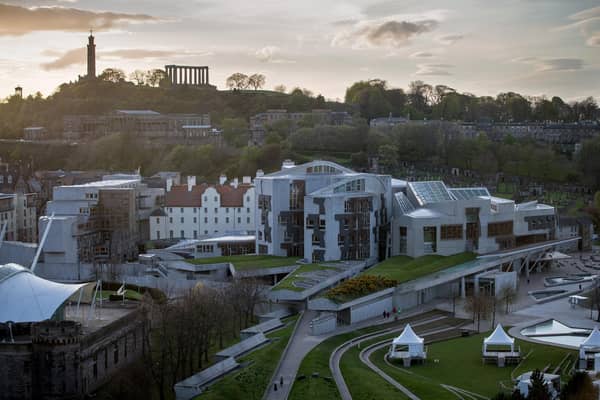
[0,263,146,400]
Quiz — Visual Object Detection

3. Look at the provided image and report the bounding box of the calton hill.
[1,72,600,224]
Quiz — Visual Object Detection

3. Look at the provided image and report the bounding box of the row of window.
[167,207,252,214]
[161,216,252,225]
[158,230,221,239]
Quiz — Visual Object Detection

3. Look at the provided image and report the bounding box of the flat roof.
[61,179,139,188]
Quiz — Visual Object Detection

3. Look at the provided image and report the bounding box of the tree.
[465,294,492,332]
[528,369,551,400]
[99,68,126,83]
[129,70,147,85]
[221,118,248,147]
[247,73,266,90]
[147,69,167,87]
[499,285,517,314]
[226,73,249,90]
[560,371,598,400]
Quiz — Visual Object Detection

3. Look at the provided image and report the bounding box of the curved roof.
[0,263,87,323]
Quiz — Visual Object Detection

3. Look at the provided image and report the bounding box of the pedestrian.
[392,307,397,314]
[280,376,284,386]
[274,383,278,391]
[382,310,386,319]
[527,278,530,285]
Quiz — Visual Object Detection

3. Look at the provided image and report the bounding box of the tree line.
[345,79,599,123]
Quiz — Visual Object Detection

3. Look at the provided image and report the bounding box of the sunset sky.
[0,0,599,101]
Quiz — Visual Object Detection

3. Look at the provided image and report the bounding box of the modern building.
[256,160,558,263]
[391,182,557,257]
[254,160,392,263]
[39,175,163,267]
[557,215,594,252]
[63,110,219,144]
[150,175,255,241]
[249,109,353,145]
[0,192,37,243]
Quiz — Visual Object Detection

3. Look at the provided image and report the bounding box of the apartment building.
[0,192,37,243]
[150,175,255,241]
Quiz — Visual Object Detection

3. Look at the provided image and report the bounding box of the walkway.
[264,304,440,400]
[330,311,460,400]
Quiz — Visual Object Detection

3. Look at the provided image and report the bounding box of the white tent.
[390,323,425,358]
[483,324,515,353]
[0,263,87,323]
[579,327,600,358]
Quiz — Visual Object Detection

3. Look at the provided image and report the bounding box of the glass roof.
[449,187,490,200]
[409,181,453,205]
[395,192,416,214]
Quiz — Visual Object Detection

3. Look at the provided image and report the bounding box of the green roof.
[186,255,300,271]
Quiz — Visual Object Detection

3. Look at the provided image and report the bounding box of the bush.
[325,275,397,302]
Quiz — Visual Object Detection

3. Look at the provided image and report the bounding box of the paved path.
[329,313,452,400]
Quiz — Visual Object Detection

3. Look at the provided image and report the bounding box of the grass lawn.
[187,255,300,271]
[96,289,143,301]
[370,331,576,398]
[198,316,299,400]
[273,263,342,292]
[363,252,476,283]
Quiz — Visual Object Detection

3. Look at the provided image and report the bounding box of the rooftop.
[408,181,453,205]
[186,255,300,271]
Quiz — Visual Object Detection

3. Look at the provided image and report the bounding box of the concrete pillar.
[196,67,200,85]
[205,67,209,85]
[474,276,480,296]
[461,277,466,298]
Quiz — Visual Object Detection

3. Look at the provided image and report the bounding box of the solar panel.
[409,181,453,205]
[449,187,490,200]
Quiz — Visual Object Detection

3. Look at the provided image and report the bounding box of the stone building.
[63,110,220,144]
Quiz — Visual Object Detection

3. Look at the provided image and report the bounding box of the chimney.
[166,178,173,192]
[282,159,295,169]
[187,175,196,191]
[256,169,264,178]
[231,178,239,188]
[219,174,227,185]
[242,176,251,184]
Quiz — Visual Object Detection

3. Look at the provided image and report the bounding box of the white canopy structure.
[0,263,87,323]
[579,327,600,358]
[483,324,515,353]
[390,323,426,359]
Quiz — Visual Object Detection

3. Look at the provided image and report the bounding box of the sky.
[0,0,599,101]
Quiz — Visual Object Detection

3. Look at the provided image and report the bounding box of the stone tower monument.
[87,30,96,79]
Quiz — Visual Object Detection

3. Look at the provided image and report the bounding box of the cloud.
[410,51,435,58]
[332,18,438,49]
[415,63,454,75]
[513,56,584,72]
[0,3,159,36]
[557,6,600,47]
[254,46,296,64]
[40,47,211,70]
[437,34,464,45]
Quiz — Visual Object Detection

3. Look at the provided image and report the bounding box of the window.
[247,208,250,213]
[180,230,184,238]
[238,217,241,223]
[204,208,207,213]
[226,208,229,214]
[204,217,208,223]
[169,230,173,239]
[214,208,218,213]
[226,217,230,223]
[180,208,184,213]
[488,221,513,237]
[169,208,173,213]
[247,217,250,224]
[441,224,463,240]
[247,196,251,202]
[156,218,160,224]
[204,230,208,234]
[169,217,173,223]
[197,244,213,253]
[193,230,198,239]
[193,217,197,223]
[193,208,197,213]
[214,196,218,202]
[214,217,218,223]
[156,231,160,239]
[180,217,184,223]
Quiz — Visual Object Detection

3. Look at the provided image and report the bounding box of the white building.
[256,160,558,263]
[255,160,392,263]
[0,192,37,243]
[40,175,164,266]
[392,182,557,257]
[150,175,255,241]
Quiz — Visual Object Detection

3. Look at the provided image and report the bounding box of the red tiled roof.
[165,183,252,208]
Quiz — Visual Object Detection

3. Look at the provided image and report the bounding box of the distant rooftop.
[408,181,453,205]
[115,110,160,116]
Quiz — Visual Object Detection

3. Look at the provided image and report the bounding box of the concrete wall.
[350,294,393,324]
